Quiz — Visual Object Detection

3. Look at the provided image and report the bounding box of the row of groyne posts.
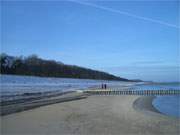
[83,89,180,96]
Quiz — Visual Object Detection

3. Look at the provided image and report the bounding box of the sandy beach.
[1,92,180,135]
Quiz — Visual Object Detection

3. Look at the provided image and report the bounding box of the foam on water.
[0,75,135,101]
[1,75,179,118]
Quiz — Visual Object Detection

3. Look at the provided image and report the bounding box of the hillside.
[0,54,130,81]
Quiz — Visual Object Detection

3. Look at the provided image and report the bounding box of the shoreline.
[0,91,88,116]
[133,96,180,119]
[1,91,162,117]
[133,96,162,115]
[1,92,180,135]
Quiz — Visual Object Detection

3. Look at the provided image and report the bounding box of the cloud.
[132,61,165,65]
[68,0,179,29]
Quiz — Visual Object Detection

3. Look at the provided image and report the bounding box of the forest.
[0,54,130,81]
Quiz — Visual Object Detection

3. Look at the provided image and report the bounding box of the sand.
[1,94,180,135]
[0,91,87,116]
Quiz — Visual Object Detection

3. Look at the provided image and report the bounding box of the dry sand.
[1,94,180,135]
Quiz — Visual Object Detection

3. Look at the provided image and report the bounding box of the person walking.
[101,83,104,89]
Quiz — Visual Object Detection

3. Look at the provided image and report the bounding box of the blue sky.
[1,0,179,82]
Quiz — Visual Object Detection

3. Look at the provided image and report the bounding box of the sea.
[132,82,180,118]
[0,75,136,101]
[0,75,179,118]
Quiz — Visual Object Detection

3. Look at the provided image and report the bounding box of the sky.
[1,0,180,82]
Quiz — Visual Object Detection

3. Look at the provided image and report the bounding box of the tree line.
[0,54,130,81]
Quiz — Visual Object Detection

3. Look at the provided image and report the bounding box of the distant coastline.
[0,54,140,82]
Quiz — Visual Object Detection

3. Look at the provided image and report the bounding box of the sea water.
[133,82,180,118]
[1,75,179,118]
[153,95,179,118]
[0,74,135,101]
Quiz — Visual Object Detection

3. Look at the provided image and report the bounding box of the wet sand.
[0,91,87,116]
[1,93,180,135]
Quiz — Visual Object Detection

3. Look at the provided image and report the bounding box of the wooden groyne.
[84,89,180,96]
